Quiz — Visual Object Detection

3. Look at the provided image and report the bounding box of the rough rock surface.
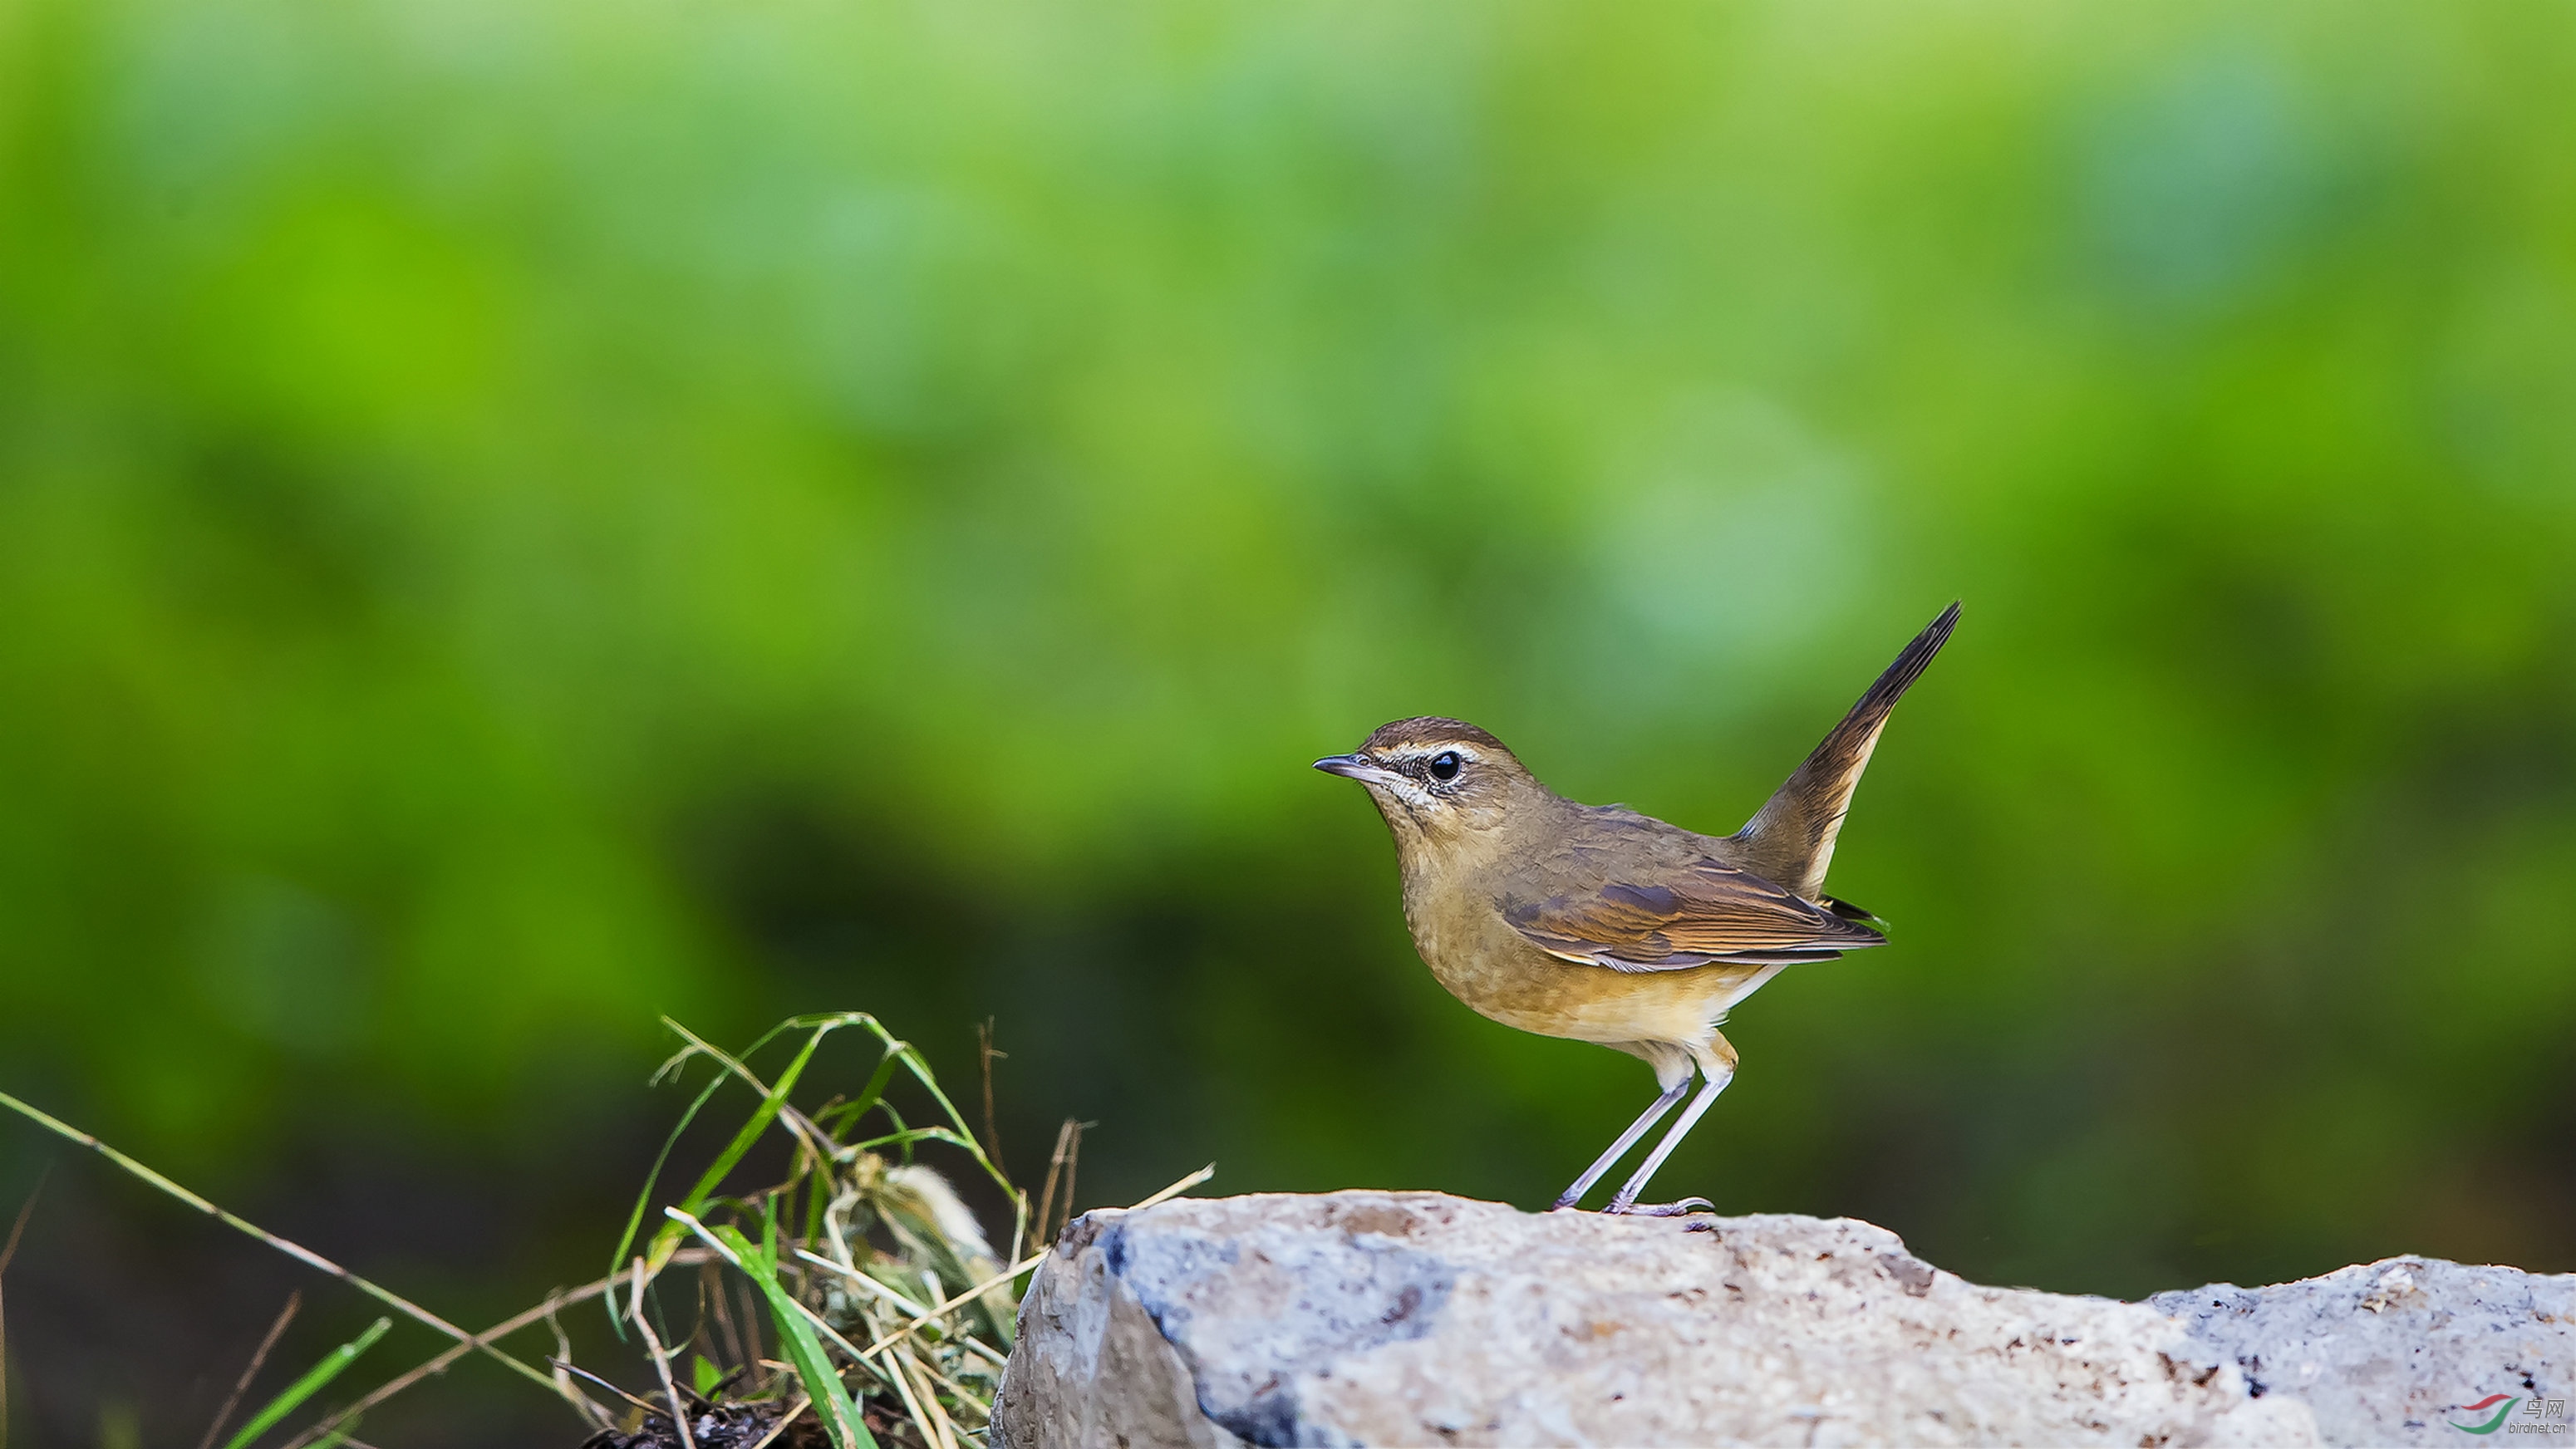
[2153,1257,2574,1446]
[995,1191,2574,1448]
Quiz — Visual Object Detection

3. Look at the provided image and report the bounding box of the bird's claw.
[1600,1196,1714,1218]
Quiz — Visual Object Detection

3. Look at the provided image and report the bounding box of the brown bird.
[1315,602,1959,1215]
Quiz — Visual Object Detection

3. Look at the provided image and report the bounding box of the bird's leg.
[1549,1077,1691,1211]
[1604,1036,1738,1216]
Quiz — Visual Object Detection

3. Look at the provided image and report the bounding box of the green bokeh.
[3,0,2573,1431]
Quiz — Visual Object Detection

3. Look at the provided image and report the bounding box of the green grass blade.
[604,1016,804,1336]
[222,1317,391,1449]
[828,1017,1028,1254]
[603,1064,732,1338]
[710,1223,873,1449]
[642,1022,833,1276]
[834,1050,905,1139]
[844,1126,978,1157]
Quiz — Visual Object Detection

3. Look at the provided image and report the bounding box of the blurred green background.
[4,0,2574,1439]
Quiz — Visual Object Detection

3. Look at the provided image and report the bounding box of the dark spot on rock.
[1879,1253,1937,1296]
[1207,1388,1304,1448]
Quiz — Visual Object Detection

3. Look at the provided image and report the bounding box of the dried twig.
[796,1156,1209,1370]
[976,1018,1007,1178]
[0,1089,557,1394]
[909,1352,995,1422]
[632,1257,699,1449]
[546,1358,666,1417]
[547,1299,613,1434]
[1034,1119,1084,1245]
[790,1250,932,1319]
[735,1276,764,1370]
[0,1168,47,1449]
[1124,1162,1215,1215]
[742,1395,811,1449]
[196,1290,302,1449]
[662,1209,874,1364]
[897,1344,961,1449]
[9,1010,1045,1449]
[702,1260,746,1369]
[829,1250,1046,1359]
[274,1255,716,1449]
[0,1172,42,1275]
[872,1331,941,1447]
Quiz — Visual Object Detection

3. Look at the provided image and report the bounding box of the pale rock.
[2152,1255,2574,1445]
[996,1191,2573,1447]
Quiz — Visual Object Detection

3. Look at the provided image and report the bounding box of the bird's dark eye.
[1428,751,1463,783]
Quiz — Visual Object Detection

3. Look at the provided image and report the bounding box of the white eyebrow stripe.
[1389,744,1481,762]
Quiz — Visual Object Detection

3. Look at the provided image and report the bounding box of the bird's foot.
[1600,1196,1713,1218]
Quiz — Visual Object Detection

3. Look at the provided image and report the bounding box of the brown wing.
[1500,860,1887,974]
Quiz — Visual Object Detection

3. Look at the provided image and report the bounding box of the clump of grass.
[0,1010,1211,1448]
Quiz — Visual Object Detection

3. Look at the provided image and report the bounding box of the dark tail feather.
[1733,602,1959,900]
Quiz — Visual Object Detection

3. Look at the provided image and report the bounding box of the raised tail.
[1731,602,1959,901]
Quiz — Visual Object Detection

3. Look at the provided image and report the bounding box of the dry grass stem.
[547,1358,666,1417]
[276,1257,719,1449]
[909,1353,993,1422]
[0,1088,558,1395]
[853,1253,1046,1358]
[740,1395,809,1449]
[548,1299,616,1435]
[1125,1163,1217,1215]
[631,1257,700,1449]
[735,1278,764,1369]
[703,1262,746,1369]
[662,1209,876,1366]
[976,1019,1006,1180]
[0,1174,40,1274]
[792,1250,933,1319]
[872,1332,940,1447]
[2,1010,1182,1449]
[196,1290,302,1449]
[1033,1119,1081,1245]
[897,1346,961,1449]
[0,1170,46,1449]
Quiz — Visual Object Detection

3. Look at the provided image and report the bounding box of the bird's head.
[1314,717,1548,858]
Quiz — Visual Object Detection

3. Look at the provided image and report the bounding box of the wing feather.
[1501,860,1885,974]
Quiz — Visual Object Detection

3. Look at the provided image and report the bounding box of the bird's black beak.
[1314,753,1402,787]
